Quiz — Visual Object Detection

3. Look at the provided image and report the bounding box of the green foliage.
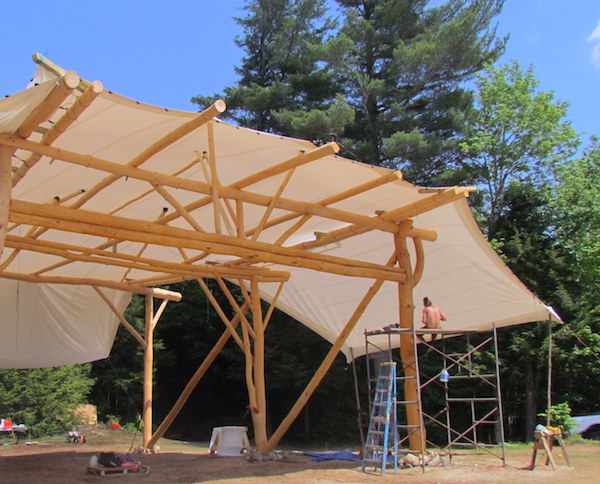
[321,0,506,184]
[0,365,94,437]
[460,62,579,235]
[192,0,337,135]
[538,402,574,433]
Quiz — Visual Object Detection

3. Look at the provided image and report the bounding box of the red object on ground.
[111,422,121,429]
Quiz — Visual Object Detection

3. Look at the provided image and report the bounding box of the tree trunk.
[524,361,537,442]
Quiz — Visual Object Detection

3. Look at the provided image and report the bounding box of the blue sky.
[1,1,598,140]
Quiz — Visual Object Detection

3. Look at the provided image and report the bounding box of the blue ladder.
[362,362,398,475]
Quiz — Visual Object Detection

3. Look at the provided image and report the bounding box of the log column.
[0,146,12,259]
[250,276,268,453]
[394,222,424,452]
[143,294,155,451]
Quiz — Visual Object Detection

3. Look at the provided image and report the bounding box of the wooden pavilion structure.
[0,55,560,454]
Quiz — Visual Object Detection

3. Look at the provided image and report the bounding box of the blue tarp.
[304,450,361,462]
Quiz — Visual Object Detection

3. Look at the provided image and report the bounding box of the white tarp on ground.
[0,68,561,368]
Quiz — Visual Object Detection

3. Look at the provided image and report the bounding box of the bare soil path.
[1,427,598,483]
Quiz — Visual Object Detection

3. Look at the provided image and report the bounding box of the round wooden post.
[394,226,425,452]
[250,276,269,453]
[143,294,154,451]
[0,146,12,259]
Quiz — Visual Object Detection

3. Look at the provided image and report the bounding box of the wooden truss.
[0,54,474,454]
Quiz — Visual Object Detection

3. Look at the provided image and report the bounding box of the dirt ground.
[1,426,599,483]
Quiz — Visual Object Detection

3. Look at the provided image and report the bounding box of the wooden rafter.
[251,167,295,242]
[17,70,80,139]
[250,170,403,242]
[0,146,12,259]
[0,134,400,234]
[291,187,471,252]
[13,80,103,186]
[93,286,146,347]
[9,200,406,282]
[3,234,290,282]
[0,270,179,297]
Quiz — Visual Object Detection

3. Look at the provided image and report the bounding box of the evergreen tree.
[192,0,341,138]
[0,365,94,437]
[319,0,506,184]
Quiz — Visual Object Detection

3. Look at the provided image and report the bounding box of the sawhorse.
[530,429,570,470]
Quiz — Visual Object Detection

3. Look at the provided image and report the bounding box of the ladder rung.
[396,424,420,428]
[397,400,418,404]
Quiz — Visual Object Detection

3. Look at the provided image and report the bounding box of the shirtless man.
[421,297,447,342]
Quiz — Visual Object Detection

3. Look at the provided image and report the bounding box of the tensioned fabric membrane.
[0,64,561,369]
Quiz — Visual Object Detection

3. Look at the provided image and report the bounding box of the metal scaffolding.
[364,325,506,466]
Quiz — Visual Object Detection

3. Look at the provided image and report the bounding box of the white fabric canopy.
[0,67,561,368]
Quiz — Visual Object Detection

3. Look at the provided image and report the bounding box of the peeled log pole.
[146,301,250,450]
[263,253,397,453]
[394,226,423,452]
[143,295,154,450]
[251,277,268,453]
[0,146,11,258]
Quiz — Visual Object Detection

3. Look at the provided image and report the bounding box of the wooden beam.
[0,270,171,297]
[4,234,288,282]
[146,301,250,449]
[412,237,425,286]
[13,80,103,186]
[250,170,403,241]
[251,168,295,242]
[197,278,245,351]
[251,276,268,453]
[0,146,12,259]
[214,276,255,339]
[32,52,90,91]
[93,286,146,347]
[151,183,205,232]
[264,252,398,453]
[9,200,405,282]
[394,222,423,453]
[67,100,226,209]
[0,134,399,234]
[206,122,222,234]
[143,295,154,450]
[18,71,80,139]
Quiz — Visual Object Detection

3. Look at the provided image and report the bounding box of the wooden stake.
[264,253,397,453]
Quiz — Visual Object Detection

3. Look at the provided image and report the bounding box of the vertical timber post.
[394,222,424,452]
[0,146,12,259]
[143,294,154,451]
[251,276,269,453]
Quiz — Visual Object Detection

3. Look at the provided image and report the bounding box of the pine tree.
[320,0,506,184]
[192,0,340,137]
